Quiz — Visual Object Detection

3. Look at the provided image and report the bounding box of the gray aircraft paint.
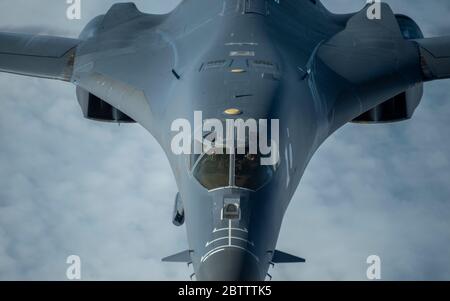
[1,0,449,280]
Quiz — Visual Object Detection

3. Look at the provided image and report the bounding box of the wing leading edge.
[415,36,450,81]
[0,32,80,81]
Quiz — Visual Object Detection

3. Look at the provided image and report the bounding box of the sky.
[0,0,449,281]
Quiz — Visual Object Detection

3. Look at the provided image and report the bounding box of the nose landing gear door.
[244,0,268,16]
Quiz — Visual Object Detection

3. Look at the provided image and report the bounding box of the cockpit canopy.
[192,147,276,191]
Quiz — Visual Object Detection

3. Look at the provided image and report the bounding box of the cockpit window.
[193,149,230,190]
[235,153,274,191]
[192,147,275,191]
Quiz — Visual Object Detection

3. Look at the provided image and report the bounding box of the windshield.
[235,153,274,191]
[192,148,275,191]
[192,151,230,190]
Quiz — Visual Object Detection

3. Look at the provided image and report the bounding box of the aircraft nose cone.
[196,248,263,281]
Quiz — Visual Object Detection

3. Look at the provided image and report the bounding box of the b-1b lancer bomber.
[1,0,450,280]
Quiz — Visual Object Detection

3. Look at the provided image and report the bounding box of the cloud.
[0,0,449,281]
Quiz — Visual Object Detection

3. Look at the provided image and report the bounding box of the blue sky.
[0,0,449,280]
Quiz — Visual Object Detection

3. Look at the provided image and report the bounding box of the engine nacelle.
[395,14,424,40]
[79,15,105,40]
[352,83,423,123]
[76,87,135,123]
[352,15,424,124]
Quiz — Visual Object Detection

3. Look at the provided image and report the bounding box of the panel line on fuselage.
[201,245,260,263]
